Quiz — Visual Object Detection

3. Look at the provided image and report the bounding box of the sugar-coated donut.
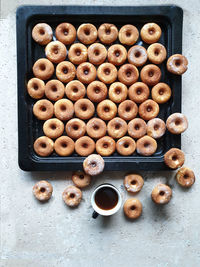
[33,180,53,201]
[86,118,107,139]
[83,154,105,176]
[118,64,139,85]
[54,99,74,121]
[56,61,76,83]
[151,83,171,104]
[119,25,139,45]
[87,81,107,103]
[140,64,161,86]
[128,82,150,104]
[147,118,166,139]
[45,79,65,101]
[108,44,127,66]
[77,62,96,84]
[34,136,54,157]
[98,23,118,44]
[141,23,162,44]
[151,184,172,205]
[97,99,117,121]
[139,99,159,121]
[123,198,142,219]
[97,63,118,84]
[65,80,86,101]
[128,45,148,67]
[75,136,95,156]
[33,99,54,120]
[176,167,195,188]
[147,43,167,64]
[77,23,97,44]
[167,54,188,75]
[33,58,54,80]
[88,43,107,65]
[32,23,53,45]
[166,113,188,134]
[118,100,138,121]
[116,136,136,156]
[54,136,75,156]
[109,82,128,103]
[107,117,128,139]
[136,135,157,156]
[62,185,82,207]
[68,43,88,65]
[96,136,116,156]
[164,148,185,169]
[55,23,76,45]
[45,41,67,63]
[66,118,86,139]
[43,118,64,139]
[124,174,144,194]
[72,171,92,188]
[128,118,147,139]
[27,78,45,99]
[74,98,95,120]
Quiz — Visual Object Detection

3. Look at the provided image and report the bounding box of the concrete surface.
[0,0,200,266]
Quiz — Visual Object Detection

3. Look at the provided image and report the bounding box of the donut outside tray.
[17,5,183,171]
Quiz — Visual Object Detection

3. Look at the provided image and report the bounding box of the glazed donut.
[88,43,107,65]
[128,82,150,104]
[109,82,127,103]
[65,80,86,101]
[87,81,107,103]
[45,79,65,101]
[151,184,172,205]
[119,25,139,45]
[136,135,157,156]
[27,78,45,99]
[54,136,75,156]
[54,99,74,121]
[151,83,171,104]
[33,99,54,120]
[66,118,86,139]
[86,118,107,139]
[118,100,138,121]
[72,171,92,188]
[118,64,139,86]
[164,148,185,169]
[34,136,54,157]
[128,118,147,139]
[45,41,67,63]
[124,174,144,194]
[33,180,53,201]
[128,45,148,67]
[96,136,116,156]
[147,43,167,64]
[176,167,195,188]
[107,117,128,139]
[83,154,105,176]
[167,54,188,75]
[140,64,161,86]
[55,23,76,45]
[147,118,166,139]
[32,23,53,45]
[97,63,117,84]
[138,99,159,121]
[123,198,142,219]
[108,44,127,66]
[76,62,96,84]
[43,118,64,139]
[75,136,95,156]
[116,136,136,156]
[74,99,95,120]
[77,23,97,44]
[98,23,118,44]
[62,185,82,207]
[166,113,188,134]
[56,61,76,83]
[33,58,54,80]
[97,100,117,121]
[141,23,162,44]
[68,43,88,65]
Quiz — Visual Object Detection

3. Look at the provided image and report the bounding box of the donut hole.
[75,49,81,56]
[61,142,67,148]
[39,64,46,71]
[105,28,111,35]
[159,191,165,196]
[94,87,100,94]
[154,124,159,131]
[115,123,121,130]
[103,143,108,148]
[126,70,132,77]
[90,161,97,168]
[136,88,142,95]
[172,155,178,161]
[147,105,152,112]
[40,187,46,193]
[115,50,121,57]
[40,106,47,112]
[175,59,181,67]
[148,27,155,35]
[124,142,129,148]
[33,84,39,90]
[79,174,84,179]
[125,106,131,112]
[73,125,79,131]
[104,68,111,75]
[81,105,87,111]
[144,142,149,148]
[63,28,69,36]
[135,51,141,58]
[154,49,160,56]
[93,125,99,131]
[84,68,89,75]
[40,142,47,148]
[131,180,137,185]
[60,105,67,111]
[104,106,110,112]
[115,87,121,95]
[126,31,131,37]
[70,193,75,198]
[50,124,57,130]
[94,49,100,56]
[62,67,68,74]
[53,46,59,54]
[175,119,181,126]
[72,87,78,93]
[51,86,57,92]
[148,70,154,77]
[184,173,189,179]
[39,29,45,35]
[84,28,90,36]
[134,124,140,130]
[82,143,88,148]
[159,89,164,95]
[130,205,136,210]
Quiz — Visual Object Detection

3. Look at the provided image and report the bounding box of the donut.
[128,45,148,67]
[55,23,76,45]
[32,23,53,45]
[88,43,107,65]
[56,61,76,83]
[164,148,185,169]
[27,78,45,99]
[96,136,116,156]
[43,118,64,139]
[33,180,53,201]
[77,23,97,44]
[68,43,88,65]
[176,167,195,188]
[62,185,82,207]
[123,198,142,219]
[98,23,118,44]
[147,43,167,64]
[83,154,105,176]
[54,136,75,156]
[65,80,86,101]
[33,99,54,120]
[109,82,128,103]
[151,83,171,104]
[118,64,139,86]
[140,64,161,86]
[34,136,54,156]
[45,79,65,101]
[97,100,117,121]
[66,118,86,139]
[147,118,166,139]
[54,99,74,121]
[167,54,188,75]
[136,135,157,156]
[107,117,127,139]
[72,171,92,188]
[97,63,117,84]
[138,99,159,121]
[118,100,138,121]
[74,98,95,120]
[140,23,162,44]
[119,25,139,45]
[151,184,172,205]
[75,136,95,156]
[87,81,107,103]
[116,136,136,156]
[33,58,54,80]
[166,113,188,134]
[45,41,67,63]
[108,44,127,66]
[76,62,96,84]
[128,82,150,104]
[124,174,144,194]
[86,118,107,139]
[128,118,147,139]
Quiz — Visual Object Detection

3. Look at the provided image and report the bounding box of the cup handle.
[92,211,99,219]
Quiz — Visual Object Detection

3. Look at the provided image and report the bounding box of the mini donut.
[128,82,150,104]
[86,118,107,139]
[97,63,117,84]
[109,82,128,103]
[45,41,67,63]
[128,118,147,139]
[77,23,97,44]
[55,22,76,45]
[66,118,86,139]
[27,78,45,99]
[72,171,92,188]
[151,184,172,205]
[45,79,65,101]
[68,43,88,65]
[151,83,171,104]
[54,136,75,156]
[98,23,118,44]
[62,185,82,207]
[77,62,96,84]
[118,64,139,86]
[140,64,161,86]
[147,43,167,64]
[75,136,95,156]
[176,167,195,188]
[108,44,127,66]
[34,136,54,157]
[136,135,157,156]
[138,99,159,121]
[124,174,144,194]
[65,80,86,101]
[33,58,54,80]
[167,54,188,75]
[164,148,185,169]
[128,45,148,67]
[141,23,162,44]
[33,99,54,120]
[123,198,142,219]
[147,118,166,139]
[119,25,139,45]
[54,99,74,121]
[56,61,76,83]
[107,117,128,139]
[87,81,107,103]
[32,23,53,45]
[97,100,117,121]
[88,43,107,65]
[118,100,138,121]
[33,180,53,201]
[74,99,95,120]
[166,113,188,134]
[116,136,136,156]
[43,118,64,139]
[83,154,105,176]
[96,136,116,156]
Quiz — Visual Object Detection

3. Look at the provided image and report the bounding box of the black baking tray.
[16,5,183,171]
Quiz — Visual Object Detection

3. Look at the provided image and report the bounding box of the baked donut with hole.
[32,23,53,45]
[88,43,107,65]
[147,118,166,139]
[124,174,144,194]
[109,82,128,103]
[74,98,95,120]
[119,24,139,45]
[86,118,107,139]
[34,136,54,157]
[123,198,142,219]
[107,117,128,139]
[118,64,139,86]
[140,23,162,44]
[164,148,185,169]
[33,99,54,120]
[147,43,167,64]
[118,100,138,121]
[167,54,188,75]
[33,58,54,80]
[128,45,148,67]
[77,23,97,44]
[55,22,76,45]
[33,180,53,201]
[54,136,75,156]
[136,135,157,156]
[116,136,136,156]
[65,118,86,139]
[27,78,45,99]
[45,79,65,101]
[56,61,76,83]
[87,81,107,103]
[151,184,172,204]
[43,118,64,139]
[77,62,96,84]
[139,99,159,121]
[62,185,82,207]
[75,136,95,156]
[54,99,74,121]
[98,23,118,44]
[65,80,86,101]
[128,118,147,139]
[45,41,67,63]
[96,136,116,156]
[83,154,105,176]
[176,167,195,188]
[151,83,171,104]
[108,44,127,66]
[97,63,118,84]
[140,64,161,86]
[128,82,150,104]
[68,43,88,65]
[97,99,117,121]
[166,113,188,134]
[72,171,92,188]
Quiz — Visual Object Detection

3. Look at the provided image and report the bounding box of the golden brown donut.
[147,43,167,64]
[88,43,107,65]
[75,136,95,156]
[166,113,188,134]
[83,154,105,176]
[34,136,54,157]
[128,45,148,67]
[76,62,96,84]
[167,54,188,75]
[136,135,157,156]
[45,41,67,63]
[108,44,127,66]
[128,118,147,139]
[87,81,107,103]
[124,174,144,194]
[32,23,53,45]
[151,184,172,205]
[151,83,171,104]
[141,23,162,44]
[55,23,76,45]
[33,99,54,120]
[72,171,92,188]
[65,118,86,139]
[86,118,107,139]
[147,118,166,139]
[96,136,116,156]
[54,136,75,156]
[109,82,128,103]
[62,185,82,207]
[128,82,150,104]
[123,198,142,219]
[97,63,117,84]
[116,136,136,156]
[33,180,53,201]
[74,98,95,120]
[43,118,64,139]
[45,79,65,101]
[118,100,138,121]
[65,80,86,101]
[176,167,195,188]
[98,23,118,44]
[140,64,161,86]
[33,58,54,80]
[164,148,185,169]
[119,25,139,45]
[118,64,139,86]
[139,99,159,121]
[77,23,97,44]
[68,43,88,65]
[56,61,76,83]
[54,99,74,121]
[27,78,45,99]
[107,117,128,139]
[97,100,117,121]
